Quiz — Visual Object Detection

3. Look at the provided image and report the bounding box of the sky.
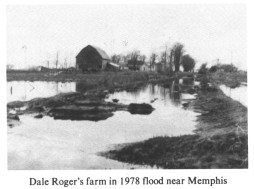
[6,4,246,70]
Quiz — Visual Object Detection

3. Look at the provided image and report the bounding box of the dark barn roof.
[76,45,110,60]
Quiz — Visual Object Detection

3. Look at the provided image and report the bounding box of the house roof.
[76,45,110,60]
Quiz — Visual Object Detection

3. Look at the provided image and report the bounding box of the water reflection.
[8,78,197,104]
[8,78,200,169]
[220,85,247,107]
[106,79,197,109]
[170,79,181,105]
[7,81,76,102]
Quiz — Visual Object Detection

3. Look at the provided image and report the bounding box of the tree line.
[111,42,196,73]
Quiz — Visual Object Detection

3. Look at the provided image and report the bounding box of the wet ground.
[7,79,200,169]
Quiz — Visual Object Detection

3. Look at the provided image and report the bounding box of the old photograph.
[6,4,247,169]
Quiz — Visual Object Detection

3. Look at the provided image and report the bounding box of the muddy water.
[7,79,199,169]
[219,84,247,107]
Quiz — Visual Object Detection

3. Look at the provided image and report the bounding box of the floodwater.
[7,81,76,102]
[7,79,199,169]
[220,84,247,107]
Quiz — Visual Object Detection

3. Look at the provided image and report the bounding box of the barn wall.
[101,60,108,70]
[76,47,103,71]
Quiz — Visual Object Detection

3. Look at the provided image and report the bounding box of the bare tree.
[55,51,59,70]
[149,53,157,70]
[111,54,122,63]
[140,55,146,62]
[172,43,184,72]
[7,64,14,70]
[64,57,68,69]
[169,49,174,72]
[126,50,141,70]
[159,51,167,64]
[127,50,140,61]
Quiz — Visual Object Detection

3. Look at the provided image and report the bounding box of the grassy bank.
[7,70,149,82]
[7,70,159,82]
[8,71,157,91]
[101,71,248,169]
[208,70,247,88]
[7,70,176,93]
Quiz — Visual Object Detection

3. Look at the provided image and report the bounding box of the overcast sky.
[7,4,246,70]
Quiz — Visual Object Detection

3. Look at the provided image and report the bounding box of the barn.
[76,45,110,72]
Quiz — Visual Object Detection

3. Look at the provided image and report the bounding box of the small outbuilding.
[105,62,120,71]
[76,45,110,72]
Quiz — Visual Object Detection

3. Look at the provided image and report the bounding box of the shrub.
[209,65,219,73]
[219,64,238,72]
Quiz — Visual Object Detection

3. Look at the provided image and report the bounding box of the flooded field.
[220,84,247,107]
[7,79,199,169]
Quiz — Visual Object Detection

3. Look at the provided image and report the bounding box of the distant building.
[76,45,110,72]
[118,61,128,70]
[140,63,150,71]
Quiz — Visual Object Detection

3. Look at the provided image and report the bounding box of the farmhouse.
[76,45,110,72]
[140,63,150,71]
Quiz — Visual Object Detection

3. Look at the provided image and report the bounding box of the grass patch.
[101,132,247,169]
